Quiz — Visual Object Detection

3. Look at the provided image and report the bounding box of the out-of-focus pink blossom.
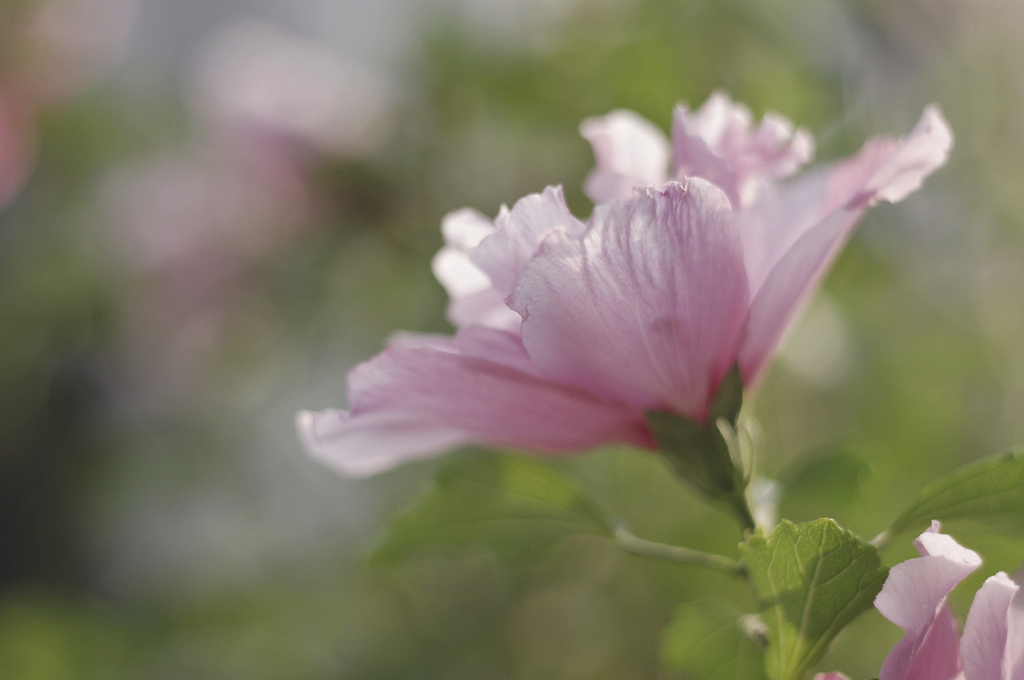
[0,0,136,210]
[0,93,36,207]
[813,674,851,680]
[192,21,394,158]
[102,141,312,400]
[875,522,1024,680]
[298,98,951,476]
[104,146,310,278]
[9,0,136,104]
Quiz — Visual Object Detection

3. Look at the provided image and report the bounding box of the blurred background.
[2,0,1024,677]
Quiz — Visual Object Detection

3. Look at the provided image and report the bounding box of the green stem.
[869,530,891,550]
[614,524,747,576]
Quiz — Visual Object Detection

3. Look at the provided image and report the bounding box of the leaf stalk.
[613,523,747,576]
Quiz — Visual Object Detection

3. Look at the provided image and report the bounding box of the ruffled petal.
[579,109,670,203]
[509,180,749,420]
[469,185,586,295]
[823,105,953,213]
[876,522,981,680]
[738,106,952,385]
[961,572,1018,680]
[298,330,654,475]
[672,91,813,207]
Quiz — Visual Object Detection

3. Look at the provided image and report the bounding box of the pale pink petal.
[441,206,496,250]
[737,106,952,385]
[432,208,496,301]
[672,91,813,206]
[579,109,669,203]
[508,180,749,421]
[825,105,953,213]
[961,572,1018,680]
[1007,574,1024,680]
[297,409,471,476]
[733,165,832,297]
[738,202,862,385]
[445,288,522,330]
[741,106,951,296]
[432,247,492,300]
[748,112,815,181]
[881,603,964,680]
[876,522,981,680]
[671,95,744,202]
[813,674,851,680]
[298,330,654,476]
[432,188,594,333]
[469,186,586,295]
[431,207,522,330]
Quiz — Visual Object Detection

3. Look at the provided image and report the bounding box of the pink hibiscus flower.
[298,95,952,476]
[872,521,1024,680]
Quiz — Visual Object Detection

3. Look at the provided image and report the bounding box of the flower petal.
[433,246,491,300]
[298,330,654,475]
[738,199,861,384]
[431,207,522,330]
[961,572,1018,680]
[876,522,981,680]
[672,91,813,207]
[824,105,953,213]
[738,106,952,385]
[579,109,670,203]
[509,180,749,420]
[1007,574,1024,680]
[445,287,522,330]
[297,409,471,477]
[469,185,586,295]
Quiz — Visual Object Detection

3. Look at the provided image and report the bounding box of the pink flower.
[874,522,1024,680]
[192,21,394,158]
[960,571,1024,680]
[875,521,982,680]
[298,97,951,476]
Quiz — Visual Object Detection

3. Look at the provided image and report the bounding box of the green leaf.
[374,454,613,563]
[739,519,888,680]
[888,449,1024,538]
[660,599,766,680]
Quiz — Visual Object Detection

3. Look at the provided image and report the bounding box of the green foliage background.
[3,0,1024,678]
